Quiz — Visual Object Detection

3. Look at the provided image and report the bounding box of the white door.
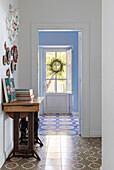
[44,48,72,114]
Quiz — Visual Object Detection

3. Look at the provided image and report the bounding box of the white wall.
[102,0,114,169]
[19,0,101,137]
[0,0,19,168]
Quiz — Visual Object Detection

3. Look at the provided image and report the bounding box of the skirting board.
[82,127,90,137]
[90,131,102,137]
[72,112,79,116]
[82,130,101,137]
[5,141,13,158]
[0,141,13,168]
[0,152,5,169]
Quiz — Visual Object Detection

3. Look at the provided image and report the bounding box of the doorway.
[38,30,82,134]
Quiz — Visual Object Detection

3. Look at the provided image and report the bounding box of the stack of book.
[15,89,34,101]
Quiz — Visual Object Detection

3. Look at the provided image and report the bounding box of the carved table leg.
[28,112,40,160]
[34,112,43,146]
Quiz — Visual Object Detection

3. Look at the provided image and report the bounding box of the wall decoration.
[46,58,64,90]
[3,41,19,77]
[4,41,7,50]
[49,58,64,74]
[6,47,11,65]
[6,68,10,77]
[14,64,16,71]
[11,45,18,63]
[11,60,14,73]
[2,78,17,103]
[3,55,7,65]
[4,41,11,65]
[7,4,19,42]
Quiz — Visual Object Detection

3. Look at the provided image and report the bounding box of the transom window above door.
[45,48,72,94]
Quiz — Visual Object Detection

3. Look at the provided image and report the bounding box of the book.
[16,94,32,97]
[15,89,33,96]
[16,95,34,101]
[15,89,32,91]
[2,78,17,103]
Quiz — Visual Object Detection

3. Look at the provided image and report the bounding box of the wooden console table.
[2,97,44,160]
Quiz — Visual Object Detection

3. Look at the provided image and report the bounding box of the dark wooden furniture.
[2,97,44,160]
[19,112,43,147]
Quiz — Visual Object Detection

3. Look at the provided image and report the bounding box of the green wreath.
[49,58,64,74]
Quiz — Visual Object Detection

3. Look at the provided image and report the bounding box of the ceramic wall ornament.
[6,47,11,65]
[4,41,7,50]
[11,45,18,63]
[3,55,7,66]
[14,64,16,71]
[6,4,19,42]
[6,68,10,77]
[3,41,19,76]
[4,42,11,65]
[11,60,14,74]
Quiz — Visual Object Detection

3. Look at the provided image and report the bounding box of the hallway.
[1,114,101,170]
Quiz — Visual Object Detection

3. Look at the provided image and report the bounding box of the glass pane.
[46,52,55,64]
[46,66,55,79]
[46,80,55,93]
[57,80,66,93]
[57,66,66,79]
[57,52,66,64]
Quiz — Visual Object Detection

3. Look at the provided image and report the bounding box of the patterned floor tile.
[72,162,85,169]
[88,163,101,169]
[1,113,102,170]
[21,162,35,169]
[39,114,79,136]
[4,162,19,169]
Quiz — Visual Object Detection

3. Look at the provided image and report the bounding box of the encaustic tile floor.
[1,114,102,170]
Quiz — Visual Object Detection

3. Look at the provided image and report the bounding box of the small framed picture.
[2,78,17,103]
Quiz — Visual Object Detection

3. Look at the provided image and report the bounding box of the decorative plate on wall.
[6,47,11,65]
[11,45,18,63]
[14,64,16,71]
[6,68,10,77]
[3,55,7,65]
[11,60,14,74]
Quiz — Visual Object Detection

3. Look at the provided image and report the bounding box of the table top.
[2,97,44,106]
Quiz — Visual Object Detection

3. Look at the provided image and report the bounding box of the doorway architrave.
[31,24,90,137]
